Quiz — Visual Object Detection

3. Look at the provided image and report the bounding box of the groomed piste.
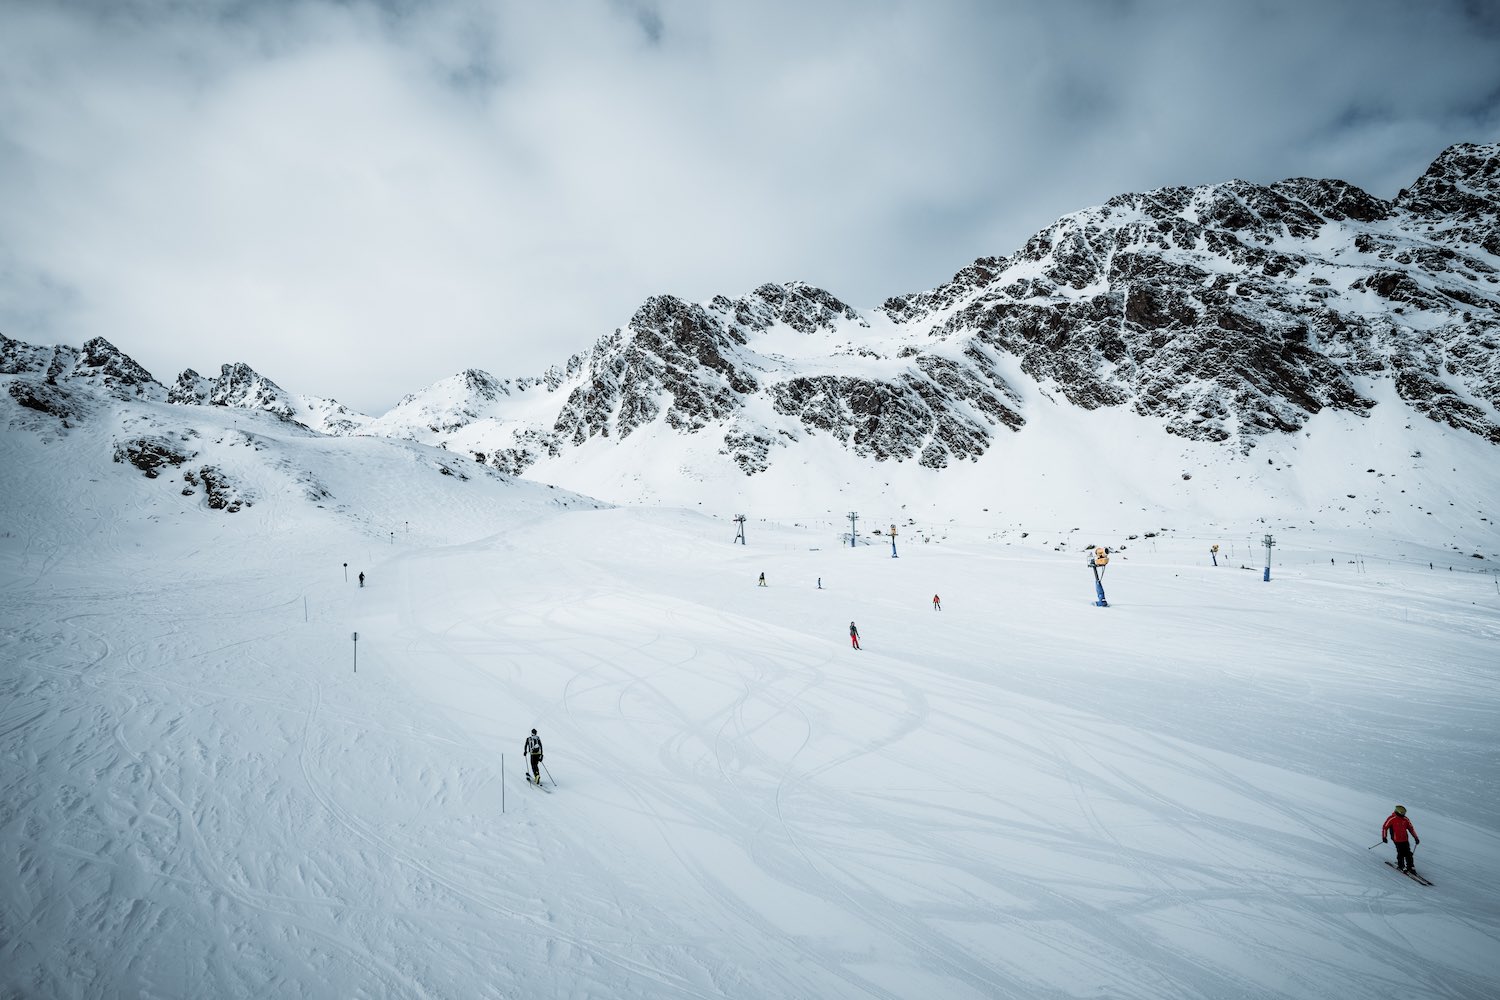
[2,400,1498,999]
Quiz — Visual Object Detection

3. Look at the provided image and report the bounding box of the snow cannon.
[1088,547,1109,608]
[1211,543,1219,567]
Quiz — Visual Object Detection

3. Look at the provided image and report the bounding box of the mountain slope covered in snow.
[6,142,1499,526]
[3,399,1498,997]
[4,137,1500,993]
[349,141,1500,498]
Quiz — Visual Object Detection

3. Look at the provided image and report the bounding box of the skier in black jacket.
[524,729,544,785]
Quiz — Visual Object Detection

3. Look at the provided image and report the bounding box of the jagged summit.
[1396,141,1500,218]
[866,143,1499,453]
[166,361,369,436]
[169,362,293,417]
[389,368,509,409]
[5,140,1499,508]
[1,333,164,401]
[368,368,513,439]
[3,334,165,425]
[726,282,866,335]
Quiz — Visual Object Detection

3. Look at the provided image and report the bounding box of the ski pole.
[1366,842,1384,850]
[542,762,555,787]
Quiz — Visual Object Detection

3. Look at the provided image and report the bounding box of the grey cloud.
[1,0,1497,412]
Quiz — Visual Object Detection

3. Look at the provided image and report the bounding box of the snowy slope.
[3,141,1500,1000]
[3,377,1500,998]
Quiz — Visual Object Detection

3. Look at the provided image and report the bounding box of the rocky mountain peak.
[400,368,507,408]
[458,369,506,398]
[7,140,1498,494]
[727,282,865,335]
[1396,141,1500,217]
[1,332,56,375]
[409,141,1500,484]
[368,368,513,440]
[1269,177,1393,223]
[2,334,165,424]
[212,363,295,420]
[168,369,213,405]
[1393,142,1500,258]
[58,337,165,401]
[164,361,368,437]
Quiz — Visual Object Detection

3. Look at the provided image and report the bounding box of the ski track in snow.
[2,506,1499,999]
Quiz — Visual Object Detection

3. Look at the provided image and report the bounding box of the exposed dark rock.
[168,369,214,406]
[3,336,166,401]
[166,361,370,437]
[72,339,164,400]
[1,333,58,375]
[113,436,194,478]
[732,282,866,334]
[1272,177,1393,223]
[206,363,295,420]
[8,381,86,426]
[187,465,251,511]
[722,428,775,474]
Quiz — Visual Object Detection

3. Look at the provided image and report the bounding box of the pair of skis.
[1385,861,1433,885]
[524,762,557,792]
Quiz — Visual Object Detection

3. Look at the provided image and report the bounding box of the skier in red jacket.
[1381,804,1420,872]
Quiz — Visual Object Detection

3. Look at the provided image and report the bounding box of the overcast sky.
[2,0,1498,412]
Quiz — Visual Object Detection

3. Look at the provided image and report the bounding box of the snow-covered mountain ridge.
[352,140,1498,484]
[1,336,602,544]
[4,141,1499,524]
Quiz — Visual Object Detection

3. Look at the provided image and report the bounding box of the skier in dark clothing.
[358,572,365,588]
[849,621,860,650]
[524,729,544,785]
[758,572,767,587]
[1382,804,1420,872]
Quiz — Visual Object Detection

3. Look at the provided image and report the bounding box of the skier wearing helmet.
[1381,804,1420,873]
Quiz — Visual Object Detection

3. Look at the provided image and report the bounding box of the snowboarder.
[758,572,767,587]
[932,594,941,611]
[524,729,544,785]
[1382,804,1420,872]
[358,571,365,588]
[817,577,822,590]
[849,621,861,650]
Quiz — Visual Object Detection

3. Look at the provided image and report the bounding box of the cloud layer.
[3,0,1498,411]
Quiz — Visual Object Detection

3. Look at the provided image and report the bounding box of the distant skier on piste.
[1382,804,1420,872]
[358,571,365,588]
[932,594,941,611]
[849,621,861,650]
[524,729,544,785]
[758,572,767,587]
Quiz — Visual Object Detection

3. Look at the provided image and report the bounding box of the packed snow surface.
[3,429,1499,998]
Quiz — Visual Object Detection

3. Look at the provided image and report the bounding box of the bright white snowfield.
[3,405,1500,1000]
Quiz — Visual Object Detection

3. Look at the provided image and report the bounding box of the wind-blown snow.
[2,399,1498,998]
